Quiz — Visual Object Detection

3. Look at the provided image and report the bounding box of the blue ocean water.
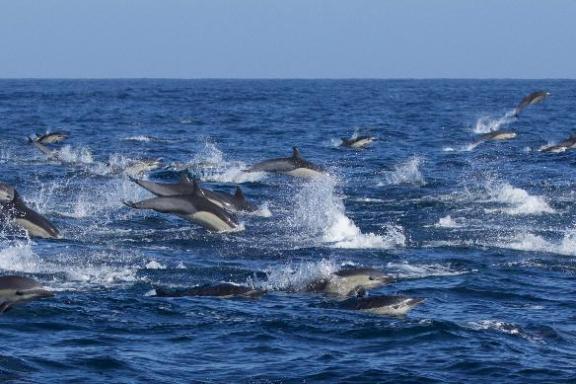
[0,79,575,383]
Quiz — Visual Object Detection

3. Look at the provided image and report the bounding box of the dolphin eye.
[369,276,374,280]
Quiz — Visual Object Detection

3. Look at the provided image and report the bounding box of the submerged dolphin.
[0,182,60,239]
[305,267,394,297]
[539,135,576,153]
[340,135,376,149]
[124,180,240,232]
[338,295,423,316]
[130,173,257,212]
[0,275,54,313]
[155,283,265,298]
[244,147,325,178]
[33,131,69,144]
[514,91,550,117]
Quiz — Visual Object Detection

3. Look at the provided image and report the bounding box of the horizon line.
[0,77,573,81]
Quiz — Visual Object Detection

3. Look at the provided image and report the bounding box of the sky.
[0,0,574,79]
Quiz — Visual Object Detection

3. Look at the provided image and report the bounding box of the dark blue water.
[1,80,575,383]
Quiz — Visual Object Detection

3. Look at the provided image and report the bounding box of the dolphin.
[0,275,54,313]
[340,135,376,149]
[0,182,60,239]
[154,283,265,298]
[471,130,517,148]
[33,131,69,144]
[539,134,576,153]
[124,180,240,232]
[514,91,550,117]
[244,147,325,178]
[130,173,257,212]
[338,295,423,316]
[28,138,60,160]
[304,267,394,297]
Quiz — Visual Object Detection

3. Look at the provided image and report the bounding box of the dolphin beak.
[21,288,54,298]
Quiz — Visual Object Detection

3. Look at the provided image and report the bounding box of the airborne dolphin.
[155,283,265,298]
[340,135,376,149]
[304,267,394,297]
[0,275,54,313]
[539,134,576,153]
[124,179,240,232]
[33,131,69,144]
[338,295,423,316]
[514,91,550,117]
[471,130,517,148]
[130,173,257,212]
[244,147,325,178]
[0,182,60,239]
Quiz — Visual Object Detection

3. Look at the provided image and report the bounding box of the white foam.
[487,182,554,216]
[385,261,471,279]
[467,320,521,335]
[54,145,95,164]
[435,215,463,228]
[378,157,426,186]
[290,176,405,249]
[123,135,155,142]
[255,259,338,291]
[494,230,576,256]
[473,110,516,134]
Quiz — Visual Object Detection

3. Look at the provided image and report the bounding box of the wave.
[378,157,426,187]
[122,135,157,142]
[473,110,516,134]
[289,176,405,249]
[493,230,576,256]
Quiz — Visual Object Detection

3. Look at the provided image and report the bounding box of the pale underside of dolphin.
[0,275,54,313]
[304,267,394,297]
[124,181,240,232]
[0,182,60,239]
[340,136,376,149]
[540,135,576,153]
[244,147,325,178]
[470,130,517,149]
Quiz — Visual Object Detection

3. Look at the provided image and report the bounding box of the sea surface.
[0,79,575,383]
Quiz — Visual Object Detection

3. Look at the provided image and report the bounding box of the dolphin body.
[471,130,517,148]
[28,138,60,160]
[155,283,265,298]
[304,267,394,297]
[540,135,576,153]
[244,147,325,178]
[0,182,60,239]
[340,136,376,149]
[514,91,550,117]
[0,275,54,313]
[130,173,257,212]
[124,180,240,232]
[338,295,423,316]
[33,131,69,144]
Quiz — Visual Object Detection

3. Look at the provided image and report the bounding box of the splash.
[473,110,516,134]
[434,215,463,228]
[254,259,338,291]
[289,176,405,249]
[486,181,554,216]
[494,230,576,256]
[378,157,426,186]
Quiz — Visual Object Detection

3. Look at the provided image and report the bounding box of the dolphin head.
[0,182,16,203]
[333,267,394,292]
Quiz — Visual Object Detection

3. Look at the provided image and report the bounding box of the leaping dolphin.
[0,182,60,239]
[244,147,325,178]
[0,275,54,313]
[155,283,265,298]
[338,295,423,316]
[32,131,69,144]
[340,135,376,149]
[514,91,550,117]
[304,267,394,297]
[539,134,576,153]
[130,173,257,212]
[124,179,240,232]
[471,130,517,148]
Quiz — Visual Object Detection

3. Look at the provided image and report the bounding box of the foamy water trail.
[290,176,405,249]
[385,261,472,279]
[473,110,516,134]
[378,157,426,186]
[494,230,576,256]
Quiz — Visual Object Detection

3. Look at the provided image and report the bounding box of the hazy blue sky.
[0,0,574,78]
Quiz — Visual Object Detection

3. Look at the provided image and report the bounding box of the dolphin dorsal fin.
[192,179,205,197]
[292,147,302,159]
[179,171,192,184]
[234,187,246,202]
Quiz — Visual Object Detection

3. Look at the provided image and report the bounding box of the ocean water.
[0,79,575,383]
